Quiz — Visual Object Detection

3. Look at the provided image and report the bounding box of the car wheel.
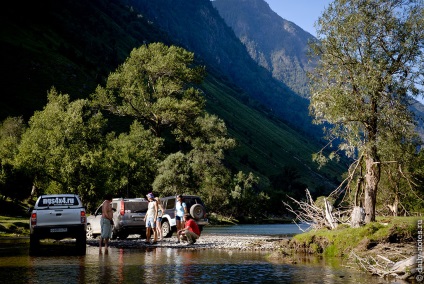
[111,229,118,240]
[162,220,173,238]
[86,224,94,240]
[29,234,39,254]
[76,232,87,255]
[190,204,205,219]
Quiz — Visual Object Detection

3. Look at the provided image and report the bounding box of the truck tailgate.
[36,208,83,226]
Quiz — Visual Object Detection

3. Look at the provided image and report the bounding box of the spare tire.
[190,204,205,219]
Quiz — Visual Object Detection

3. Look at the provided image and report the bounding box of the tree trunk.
[387,194,399,216]
[364,153,380,223]
[324,198,337,229]
[351,206,365,228]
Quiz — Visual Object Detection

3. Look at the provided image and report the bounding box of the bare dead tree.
[283,189,349,230]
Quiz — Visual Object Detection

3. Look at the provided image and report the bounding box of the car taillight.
[120,200,125,215]
[31,212,37,226]
[80,210,86,224]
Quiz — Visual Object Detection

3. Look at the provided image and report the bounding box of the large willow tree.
[309,0,424,222]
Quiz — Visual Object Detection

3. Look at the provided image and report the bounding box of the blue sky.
[264,0,333,36]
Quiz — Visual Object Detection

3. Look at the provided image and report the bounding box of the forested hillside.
[0,0,347,215]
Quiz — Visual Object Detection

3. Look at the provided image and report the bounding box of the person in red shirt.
[178,213,200,244]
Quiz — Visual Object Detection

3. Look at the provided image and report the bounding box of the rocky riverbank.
[87,234,288,251]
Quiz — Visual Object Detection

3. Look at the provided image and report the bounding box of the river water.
[0,224,394,283]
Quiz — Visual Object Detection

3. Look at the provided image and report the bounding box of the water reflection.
[0,234,393,284]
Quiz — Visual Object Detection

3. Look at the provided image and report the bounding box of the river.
[0,224,394,283]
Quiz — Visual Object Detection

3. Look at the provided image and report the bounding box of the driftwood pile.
[349,251,419,281]
[282,189,348,231]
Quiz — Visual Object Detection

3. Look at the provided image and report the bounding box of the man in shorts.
[99,194,113,253]
[144,192,158,244]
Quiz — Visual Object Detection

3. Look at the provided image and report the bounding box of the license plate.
[50,228,67,233]
[133,217,143,221]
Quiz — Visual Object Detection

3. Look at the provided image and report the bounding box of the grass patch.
[0,216,30,237]
[292,216,419,257]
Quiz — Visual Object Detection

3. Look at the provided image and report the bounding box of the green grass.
[292,216,419,257]
[0,216,30,237]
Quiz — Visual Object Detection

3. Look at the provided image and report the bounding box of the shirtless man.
[99,194,113,253]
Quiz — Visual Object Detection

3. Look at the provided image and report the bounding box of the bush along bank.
[274,216,420,281]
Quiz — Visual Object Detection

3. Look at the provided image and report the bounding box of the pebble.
[88,234,288,251]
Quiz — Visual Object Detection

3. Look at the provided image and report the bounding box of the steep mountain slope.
[125,0,318,136]
[212,0,315,98]
[0,0,345,191]
[0,0,170,120]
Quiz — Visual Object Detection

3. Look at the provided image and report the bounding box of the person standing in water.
[99,194,113,253]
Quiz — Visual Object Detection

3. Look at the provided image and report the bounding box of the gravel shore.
[88,234,288,251]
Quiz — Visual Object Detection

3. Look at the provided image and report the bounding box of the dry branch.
[349,251,418,280]
[283,189,340,230]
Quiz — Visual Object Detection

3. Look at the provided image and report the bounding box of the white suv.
[160,195,208,238]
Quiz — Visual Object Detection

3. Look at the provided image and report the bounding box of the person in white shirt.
[144,192,158,244]
[174,194,187,243]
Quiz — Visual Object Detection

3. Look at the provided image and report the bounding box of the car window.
[38,196,79,207]
[125,202,148,213]
[94,204,102,215]
[166,198,175,210]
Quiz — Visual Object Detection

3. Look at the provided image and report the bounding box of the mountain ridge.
[212,0,315,98]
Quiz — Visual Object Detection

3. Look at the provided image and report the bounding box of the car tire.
[162,220,173,238]
[111,229,118,240]
[29,234,40,254]
[190,204,205,219]
[76,231,87,255]
[86,224,94,240]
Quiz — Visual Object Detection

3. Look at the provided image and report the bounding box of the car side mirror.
[27,206,33,215]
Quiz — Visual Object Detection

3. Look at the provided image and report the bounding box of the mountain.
[124,0,318,135]
[213,0,424,140]
[212,0,315,99]
[0,0,346,192]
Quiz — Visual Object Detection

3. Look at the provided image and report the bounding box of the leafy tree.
[309,0,424,222]
[152,151,192,196]
[0,117,29,200]
[104,120,163,197]
[15,88,108,205]
[229,171,267,220]
[92,42,206,141]
[153,114,236,209]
